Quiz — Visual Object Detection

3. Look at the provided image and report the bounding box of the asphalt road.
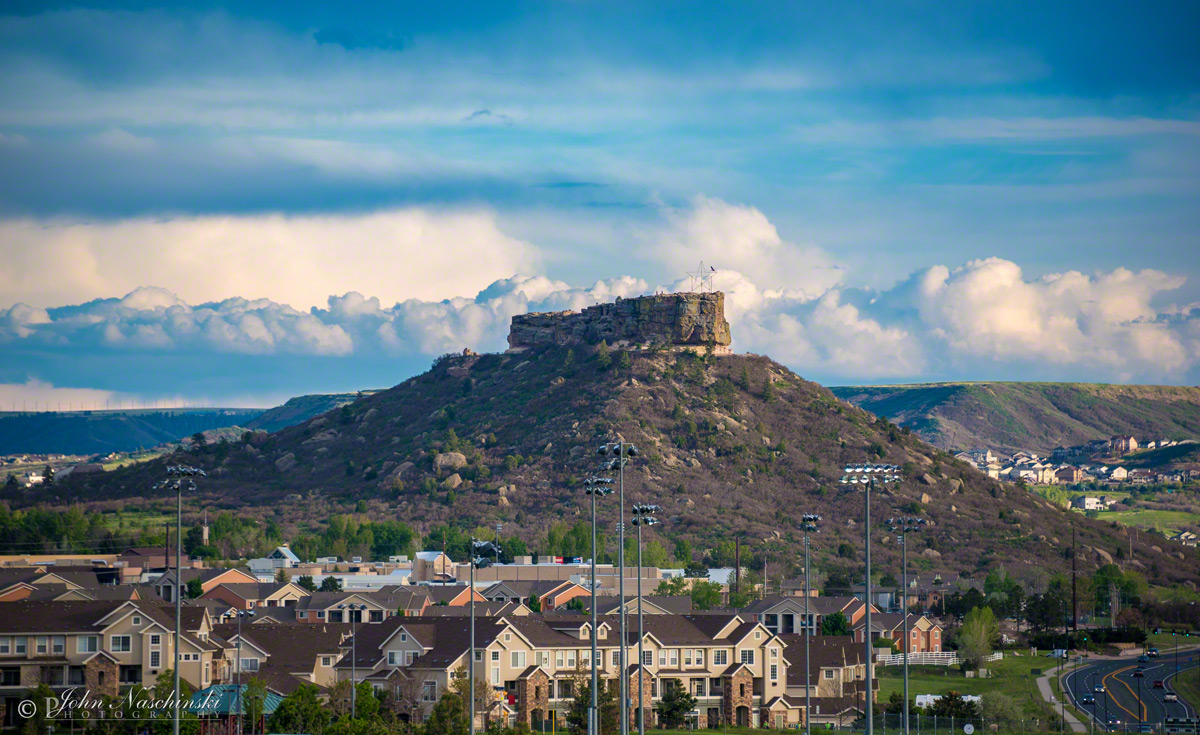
[1064,650,1199,731]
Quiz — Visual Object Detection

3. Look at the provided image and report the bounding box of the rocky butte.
[507,291,732,353]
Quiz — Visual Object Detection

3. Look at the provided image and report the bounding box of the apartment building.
[742,596,874,636]
[0,601,224,726]
[292,588,429,622]
[335,612,840,729]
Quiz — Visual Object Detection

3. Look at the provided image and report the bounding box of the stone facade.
[515,668,550,726]
[721,666,754,727]
[507,292,732,353]
[86,655,120,697]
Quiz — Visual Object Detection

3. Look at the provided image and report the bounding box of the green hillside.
[245,391,379,432]
[29,348,1199,588]
[830,382,1200,454]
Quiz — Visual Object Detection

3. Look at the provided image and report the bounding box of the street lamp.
[886,516,926,735]
[598,441,638,735]
[584,475,614,735]
[234,609,254,735]
[632,504,661,735]
[800,514,820,735]
[469,538,501,735]
[155,465,205,735]
[841,463,901,735]
[338,603,367,717]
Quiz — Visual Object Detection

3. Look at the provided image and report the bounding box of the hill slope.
[830,383,1200,455]
[42,350,1198,587]
[245,392,378,433]
[0,409,264,455]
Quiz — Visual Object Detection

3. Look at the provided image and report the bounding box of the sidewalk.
[1036,662,1087,733]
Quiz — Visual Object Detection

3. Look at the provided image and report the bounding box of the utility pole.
[1071,523,1078,634]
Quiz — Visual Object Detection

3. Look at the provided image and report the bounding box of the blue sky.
[1,1,1198,408]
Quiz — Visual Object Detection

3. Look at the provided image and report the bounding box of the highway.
[1063,649,1199,731]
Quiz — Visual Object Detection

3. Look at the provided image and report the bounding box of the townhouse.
[292,587,429,623]
[483,581,590,611]
[779,635,873,726]
[211,622,349,694]
[852,613,943,653]
[153,567,260,603]
[0,600,225,726]
[201,581,310,610]
[335,612,830,729]
[742,596,874,636]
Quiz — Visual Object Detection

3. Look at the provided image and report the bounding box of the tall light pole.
[469,538,500,735]
[801,514,820,735]
[599,441,638,735]
[235,609,254,735]
[632,504,661,735]
[584,475,614,735]
[155,465,205,735]
[338,603,366,718]
[886,516,926,735]
[841,463,901,735]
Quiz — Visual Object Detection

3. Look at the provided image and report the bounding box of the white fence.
[875,651,1003,667]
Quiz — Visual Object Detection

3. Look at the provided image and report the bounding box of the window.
[669,649,679,667]
[593,651,601,667]
[150,651,161,669]
[643,651,653,667]
[511,651,526,669]
[684,649,692,666]
[204,662,210,681]
[540,652,551,667]
[406,651,415,666]
[695,649,705,666]
[240,658,259,672]
[111,635,132,652]
[504,633,511,642]
[612,650,619,667]
[149,635,161,647]
[770,664,778,681]
[0,637,8,654]
[388,651,401,665]
[15,637,26,655]
[132,616,141,626]
[400,633,408,642]
[370,611,384,622]
[713,650,727,666]
[659,649,666,666]
[770,648,778,659]
[52,636,65,654]
[491,667,500,685]
[322,657,332,667]
[36,636,48,654]
[566,651,576,668]
[491,651,500,662]
[317,611,325,619]
[823,670,834,680]
[475,651,484,662]
[76,636,97,653]
[740,650,754,665]
[422,681,437,701]
[754,630,762,640]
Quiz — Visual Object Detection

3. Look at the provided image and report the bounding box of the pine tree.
[595,342,612,370]
[655,679,698,728]
[762,376,776,403]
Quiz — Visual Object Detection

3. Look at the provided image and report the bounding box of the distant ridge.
[830,382,1200,455]
[0,408,263,455]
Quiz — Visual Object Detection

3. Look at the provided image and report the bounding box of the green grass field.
[876,654,1057,717]
[1100,509,1198,533]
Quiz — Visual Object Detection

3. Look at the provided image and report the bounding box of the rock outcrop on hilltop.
[508,292,732,352]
